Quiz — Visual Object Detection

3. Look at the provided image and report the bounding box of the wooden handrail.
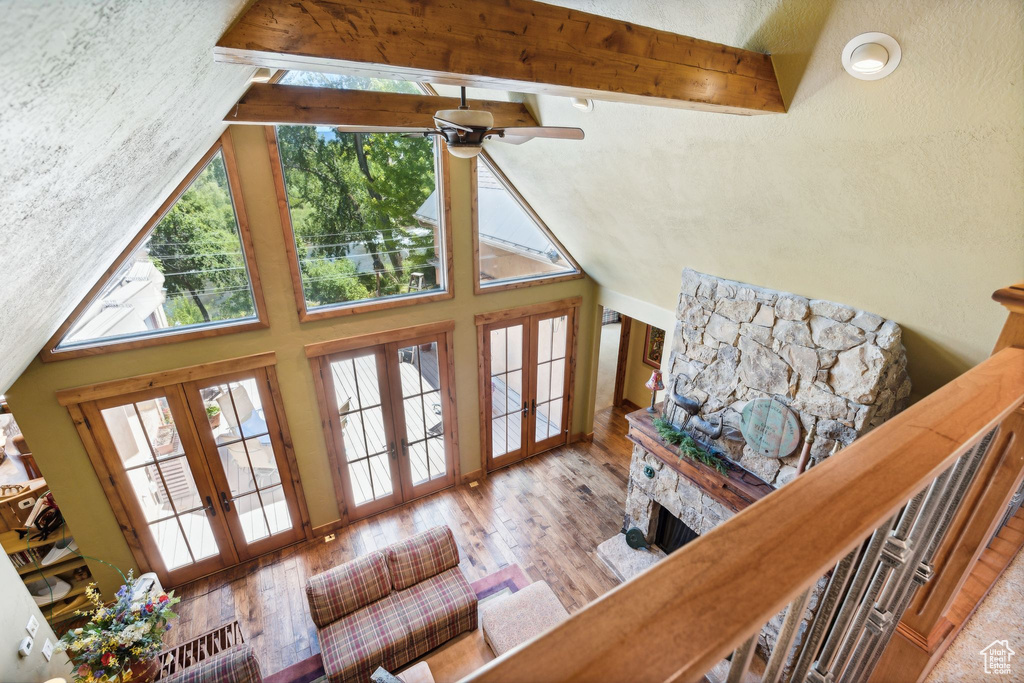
[459,347,1024,683]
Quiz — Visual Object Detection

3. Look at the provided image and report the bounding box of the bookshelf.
[2,517,94,624]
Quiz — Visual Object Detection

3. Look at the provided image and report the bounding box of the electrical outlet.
[41,638,53,661]
[26,615,38,637]
[469,481,479,488]
[324,533,336,542]
[18,637,32,658]
[17,497,35,510]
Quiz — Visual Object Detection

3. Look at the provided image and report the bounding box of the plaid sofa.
[306,526,478,683]
[161,643,263,683]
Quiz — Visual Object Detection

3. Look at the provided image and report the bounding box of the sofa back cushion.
[306,551,392,628]
[385,526,460,590]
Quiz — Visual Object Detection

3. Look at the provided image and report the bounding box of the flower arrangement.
[57,571,180,683]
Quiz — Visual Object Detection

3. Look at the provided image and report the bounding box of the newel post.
[870,283,1024,683]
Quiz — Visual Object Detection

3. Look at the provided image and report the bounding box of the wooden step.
[988,536,1018,559]
[1005,514,1024,533]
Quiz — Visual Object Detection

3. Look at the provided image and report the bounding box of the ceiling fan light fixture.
[433,108,494,129]
[445,144,483,159]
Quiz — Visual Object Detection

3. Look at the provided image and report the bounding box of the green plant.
[653,417,730,475]
[205,403,221,418]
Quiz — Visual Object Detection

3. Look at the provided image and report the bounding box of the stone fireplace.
[599,268,911,662]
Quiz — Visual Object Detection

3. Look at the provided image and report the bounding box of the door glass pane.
[489,324,523,458]
[179,512,219,561]
[397,342,447,483]
[194,375,294,543]
[234,492,270,543]
[261,485,293,536]
[150,518,193,571]
[533,315,568,444]
[101,397,218,570]
[330,354,392,505]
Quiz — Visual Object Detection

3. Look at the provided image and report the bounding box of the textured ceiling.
[483,0,1024,396]
[0,1,253,393]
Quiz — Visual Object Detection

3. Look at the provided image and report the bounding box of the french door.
[311,324,458,522]
[480,302,576,471]
[79,367,305,586]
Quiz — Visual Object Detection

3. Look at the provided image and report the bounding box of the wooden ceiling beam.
[215,0,785,115]
[224,83,538,129]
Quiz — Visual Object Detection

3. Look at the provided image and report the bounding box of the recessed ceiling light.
[842,32,901,80]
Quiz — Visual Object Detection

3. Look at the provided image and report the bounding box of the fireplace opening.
[654,506,699,554]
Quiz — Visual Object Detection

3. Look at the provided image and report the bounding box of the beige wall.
[623,322,667,410]
[0,553,73,682]
[488,0,1024,399]
[5,125,597,594]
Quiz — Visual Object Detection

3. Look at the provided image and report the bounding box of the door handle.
[204,495,217,517]
[401,437,409,457]
[531,399,537,415]
[522,402,529,417]
[219,491,231,513]
[389,442,397,461]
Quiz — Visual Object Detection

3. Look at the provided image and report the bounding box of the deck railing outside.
[459,289,1024,683]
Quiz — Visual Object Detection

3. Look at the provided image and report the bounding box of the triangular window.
[277,70,422,94]
[45,135,266,359]
[474,154,581,291]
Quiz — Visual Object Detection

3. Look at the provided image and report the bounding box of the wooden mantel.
[625,408,773,513]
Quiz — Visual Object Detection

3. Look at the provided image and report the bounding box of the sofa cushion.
[390,567,478,657]
[384,526,460,591]
[161,643,263,683]
[319,593,412,683]
[319,568,477,683]
[307,551,392,628]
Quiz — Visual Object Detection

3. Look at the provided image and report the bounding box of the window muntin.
[57,150,258,350]
[476,156,578,288]
[274,126,446,312]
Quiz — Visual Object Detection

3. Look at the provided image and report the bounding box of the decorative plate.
[740,397,801,459]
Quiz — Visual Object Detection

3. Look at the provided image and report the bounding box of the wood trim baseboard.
[571,432,594,444]
[460,468,484,484]
[622,399,643,412]
[311,519,347,538]
[56,352,278,405]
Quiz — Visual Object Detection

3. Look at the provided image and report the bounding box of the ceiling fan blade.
[493,126,585,141]
[433,116,475,133]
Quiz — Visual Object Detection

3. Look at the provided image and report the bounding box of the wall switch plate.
[18,637,33,658]
[41,638,53,661]
[26,615,38,637]
[324,533,336,542]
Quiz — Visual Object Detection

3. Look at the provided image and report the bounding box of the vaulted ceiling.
[2,0,1022,398]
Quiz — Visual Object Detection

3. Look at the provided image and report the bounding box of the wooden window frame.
[474,297,581,474]
[59,353,313,584]
[267,126,455,322]
[305,321,462,525]
[472,151,584,295]
[40,133,269,362]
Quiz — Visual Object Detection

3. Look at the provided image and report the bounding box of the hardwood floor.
[164,406,634,675]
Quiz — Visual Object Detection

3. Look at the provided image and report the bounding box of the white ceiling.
[1,0,1021,400]
[0,1,253,393]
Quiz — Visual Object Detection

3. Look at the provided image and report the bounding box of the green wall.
[6,125,597,594]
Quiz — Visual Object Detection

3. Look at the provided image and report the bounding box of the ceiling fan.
[408,87,585,158]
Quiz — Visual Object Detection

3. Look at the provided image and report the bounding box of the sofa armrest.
[161,643,263,683]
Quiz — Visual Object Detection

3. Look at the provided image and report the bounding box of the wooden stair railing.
[458,289,1024,683]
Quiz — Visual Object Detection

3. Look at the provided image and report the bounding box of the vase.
[125,658,159,683]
